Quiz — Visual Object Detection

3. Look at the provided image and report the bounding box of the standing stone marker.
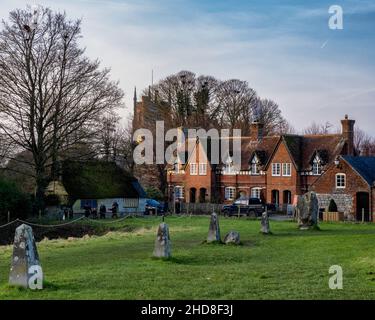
[207,212,221,243]
[260,211,271,234]
[153,222,171,258]
[297,191,319,230]
[9,224,43,289]
[224,231,240,245]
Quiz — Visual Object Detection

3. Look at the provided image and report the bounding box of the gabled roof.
[62,161,145,200]
[275,134,345,171]
[282,135,303,170]
[342,156,375,186]
[299,134,345,170]
[243,136,280,170]
[169,129,346,173]
[311,149,330,164]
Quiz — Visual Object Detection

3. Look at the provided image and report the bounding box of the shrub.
[328,199,338,212]
[0,178,31,222]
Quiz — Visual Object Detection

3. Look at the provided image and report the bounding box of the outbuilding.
[62,161,147,216]
[310,156,375,221]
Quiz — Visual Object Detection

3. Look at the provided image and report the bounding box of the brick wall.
[266,141,298,204]
[311,159,371,219]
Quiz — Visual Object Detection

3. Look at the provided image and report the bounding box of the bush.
[145,186,164,201]
[328,199,338,212]
[0,178,31,222]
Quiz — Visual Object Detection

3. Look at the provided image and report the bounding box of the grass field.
[1,216,375,300]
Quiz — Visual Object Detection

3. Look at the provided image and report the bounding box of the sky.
[1,0,375,135]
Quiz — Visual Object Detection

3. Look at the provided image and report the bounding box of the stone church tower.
[132,87,166,196]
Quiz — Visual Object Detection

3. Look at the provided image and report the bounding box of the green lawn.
[1,216,375,300]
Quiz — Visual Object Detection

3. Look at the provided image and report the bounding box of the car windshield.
[234,199,248,205]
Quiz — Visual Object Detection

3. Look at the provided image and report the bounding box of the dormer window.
[312,155,322,175]
[250,155,260,175]
[224,156,235,175]
[173,159,180,174]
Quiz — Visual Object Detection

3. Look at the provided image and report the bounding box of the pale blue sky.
[1,0,375,134]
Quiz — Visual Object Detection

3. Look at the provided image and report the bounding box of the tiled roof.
[170,130,347,173]
[242,136,280,170]
[342,156,375,186]
[284,134,346,171]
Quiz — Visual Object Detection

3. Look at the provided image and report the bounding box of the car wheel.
[223,210,229,217]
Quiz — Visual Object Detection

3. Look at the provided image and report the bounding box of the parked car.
[266,203,276,212]
[222,197,265,217]
[144,199,165,215]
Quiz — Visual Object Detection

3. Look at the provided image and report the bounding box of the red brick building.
[310,156,375,221]
[167,115,375,220]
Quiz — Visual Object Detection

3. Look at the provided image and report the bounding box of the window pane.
[251,188,261,199]
[225,187,235,200]
[190,163,197,175]
[272,163,281,176]
[336,174,345,188]
[199,163,207,175]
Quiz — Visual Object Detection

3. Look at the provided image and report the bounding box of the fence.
[168,202,224,215]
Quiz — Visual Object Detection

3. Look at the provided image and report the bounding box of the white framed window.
[272,163,281,176]
[225,187,236,200]
[336,173,346,189]
[251,187,262,199]
[175,186,184,198]
[282,163,292,176]
[250,156,260,175]
[199,163,207,175]
[190,163,197,175]
[224,156,235,175]
[312,156,322,175]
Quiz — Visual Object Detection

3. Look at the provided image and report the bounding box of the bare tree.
[96,114,135,169]
[354,127,375,156]
[216,79,257,135]
[0,7,124,210]
[97,113,121,162]
[303,121,333,135]
[257,99,288,135]
[115,123,136,173]
[0,134,15,167]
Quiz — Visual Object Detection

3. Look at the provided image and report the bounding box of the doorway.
[190,188,196,203]
[356,192,370,222]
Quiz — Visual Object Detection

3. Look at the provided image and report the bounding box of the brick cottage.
[167,115,375,221]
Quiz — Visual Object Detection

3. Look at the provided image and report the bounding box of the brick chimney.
[250,120,264,141]
[341,114,355,156]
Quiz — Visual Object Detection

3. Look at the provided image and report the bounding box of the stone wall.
[316,193,353,217]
